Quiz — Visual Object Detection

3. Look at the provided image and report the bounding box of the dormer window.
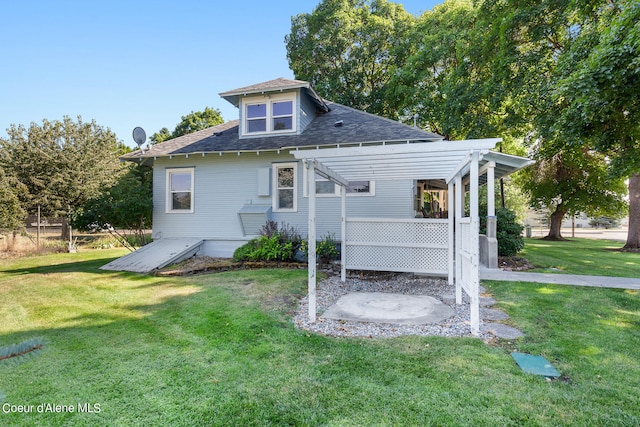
[272,101,293,130]
[242,94,296,136]
[247,103,267,132]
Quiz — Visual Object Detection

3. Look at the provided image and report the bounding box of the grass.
[0,248,639,425]
[521,237,640,277]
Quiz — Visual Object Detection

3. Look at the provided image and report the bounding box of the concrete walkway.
[480,267,640,290]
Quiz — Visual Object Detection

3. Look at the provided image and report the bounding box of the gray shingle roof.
[219,77,329,111]
[123,101,442,160]
[219,77,310,97]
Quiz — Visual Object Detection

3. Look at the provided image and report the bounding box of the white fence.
[344,217,449,275]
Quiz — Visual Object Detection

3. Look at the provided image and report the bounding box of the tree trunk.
[545,205,567,240]
[623,173,640,251]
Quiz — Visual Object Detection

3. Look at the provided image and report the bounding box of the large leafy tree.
[0,116,124,218]
[551,0,640,249]
[390,0,529,209]
[390,0,502,139]
[286,0,415,118]
[476,0,629,239]
[151,107,224,144]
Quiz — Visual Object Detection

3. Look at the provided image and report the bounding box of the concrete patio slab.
[321,292,454,325]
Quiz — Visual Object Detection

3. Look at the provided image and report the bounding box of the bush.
[233,222,302,262]
[301,232,340,263]
[481,207,525,257]
[259,220,302,243]
[232,239,259,262]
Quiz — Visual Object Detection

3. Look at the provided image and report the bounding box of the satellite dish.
[132,127,147,148]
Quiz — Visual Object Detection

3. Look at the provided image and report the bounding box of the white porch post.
[306,160,317,322]
[487,162,495,217]
[454,174,463,304]
[448,180,454,288]
[470,151,480,335]
[340,184,347,282]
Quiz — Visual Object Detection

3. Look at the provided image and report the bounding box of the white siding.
[153,152,415,257]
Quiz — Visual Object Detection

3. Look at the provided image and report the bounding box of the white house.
[103,77,532,334]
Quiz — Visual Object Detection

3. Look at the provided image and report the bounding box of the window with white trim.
[273,163,297,212]
[303,173,375,197]
[243,95,295,135]
[166,168,194,213]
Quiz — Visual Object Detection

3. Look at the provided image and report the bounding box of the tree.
[522,144,627,239]
[0,116,124,219]
[472,0,631,240]
[0,167,26,237]
[73,164,153,249]
[151,107,224,144]
[286,0,416,118]
[551,0,640,249]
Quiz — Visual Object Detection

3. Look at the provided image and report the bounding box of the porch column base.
[480,217,498,269]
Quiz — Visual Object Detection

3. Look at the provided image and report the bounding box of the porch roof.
[291,138,532,184]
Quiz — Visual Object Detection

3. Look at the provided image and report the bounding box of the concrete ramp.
[101,238,203,273]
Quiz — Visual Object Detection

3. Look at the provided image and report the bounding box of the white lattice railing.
[344,217,449,275]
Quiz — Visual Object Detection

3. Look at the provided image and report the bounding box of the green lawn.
[0,248,639,426]
[521,237,640,277]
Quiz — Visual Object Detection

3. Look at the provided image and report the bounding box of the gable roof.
[123,101,443,160]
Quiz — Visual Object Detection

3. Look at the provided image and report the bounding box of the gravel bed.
[293,272,493,339]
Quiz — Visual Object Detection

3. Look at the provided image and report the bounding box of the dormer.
[219,78,329,139]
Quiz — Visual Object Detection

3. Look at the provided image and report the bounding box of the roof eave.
[219,81,312,108]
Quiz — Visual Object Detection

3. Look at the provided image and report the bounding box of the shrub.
[251,235,296,262]
[232,239,259,262]
[481,207,525,257]
[233,221,302,262]
[301,232,340,263]
[260,220,302,243]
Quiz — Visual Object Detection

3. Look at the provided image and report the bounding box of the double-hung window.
[246,103,267,133]
[273,163,297,212]
[166,168,194,213]
[272,100,293,130]
[244,95,295,135]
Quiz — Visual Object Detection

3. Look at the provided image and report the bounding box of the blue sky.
[1,1,441,147]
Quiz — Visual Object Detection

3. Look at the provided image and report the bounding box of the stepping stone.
[482,322,524,339]
[480,297,496,307]
[481,307,510,321]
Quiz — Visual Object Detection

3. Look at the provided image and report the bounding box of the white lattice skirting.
[344,218,449,275]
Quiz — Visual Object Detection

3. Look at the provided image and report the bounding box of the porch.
[292,139,532,335]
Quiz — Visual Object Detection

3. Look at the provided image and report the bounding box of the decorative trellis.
[344,218,449,275]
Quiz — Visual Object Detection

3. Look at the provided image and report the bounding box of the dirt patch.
[497,256,535,271]
[157,255,536,276]
[155,256,309,276]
